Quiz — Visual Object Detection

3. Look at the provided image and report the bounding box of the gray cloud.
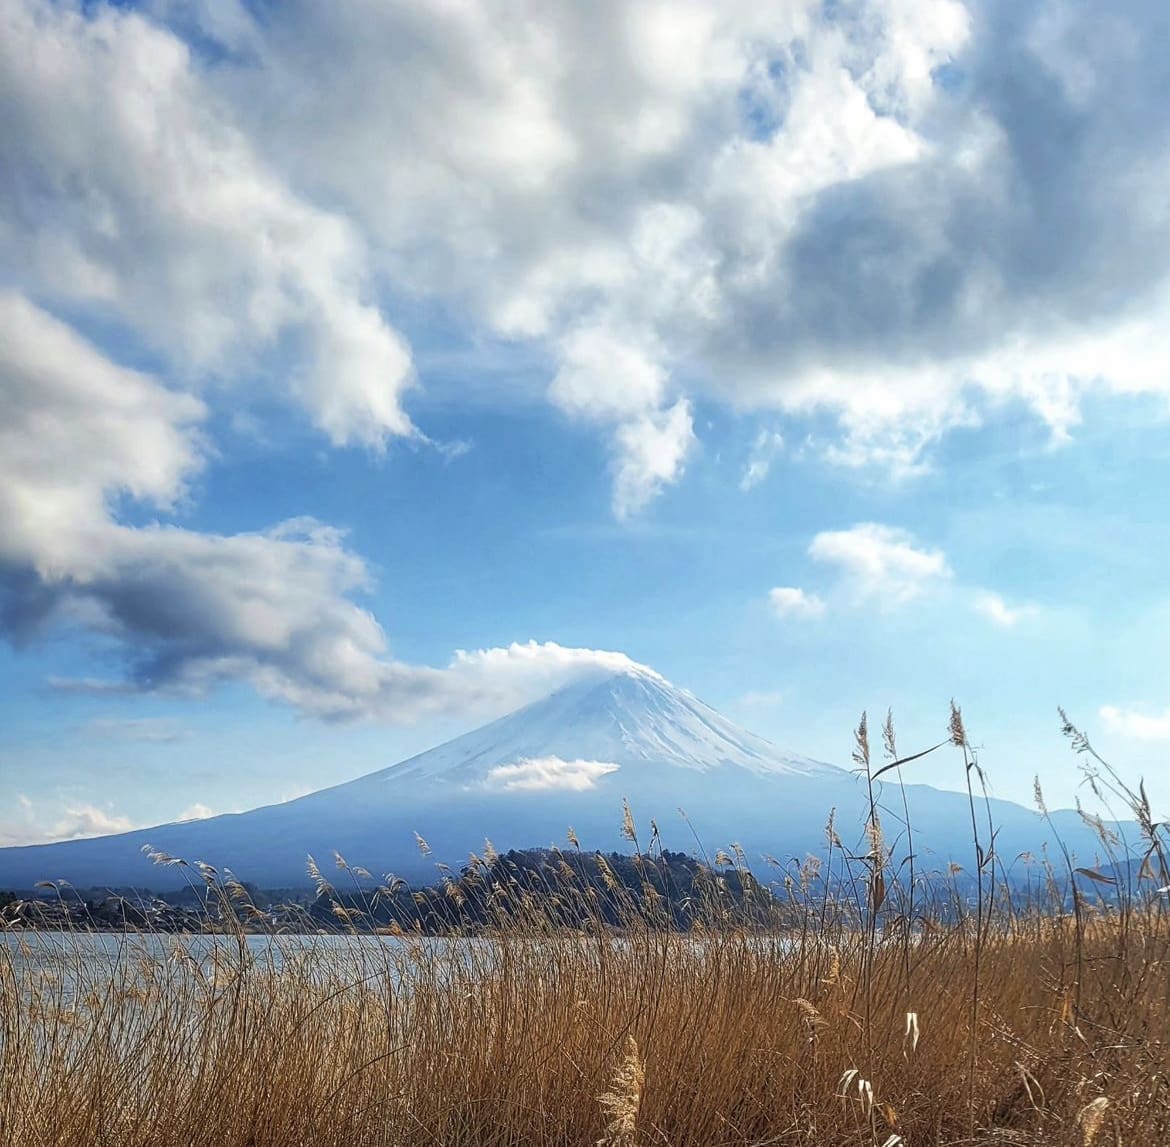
[3,0,1168,723]
[195,0,1170,474]
[9,0,1169,493]
[0,292,643,721]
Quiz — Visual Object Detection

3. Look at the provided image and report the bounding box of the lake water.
[3,930,448,967]
[1,931,495,1007]
[3,929,796,1008]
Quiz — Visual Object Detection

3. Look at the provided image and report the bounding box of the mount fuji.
[0,667,1116,891]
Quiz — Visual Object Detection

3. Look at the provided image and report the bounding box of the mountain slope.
[362,667,843,785]
[0,668,1118,890]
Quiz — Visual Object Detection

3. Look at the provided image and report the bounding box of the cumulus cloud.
[174,0,1170,482]
[611,401,696,519]
[0,0,415,447]
[1100,705,1170,741]
[0,294,646,722]
[38,522,646,721]
[54,805,135,843]
[6,0,1169,510]
[768,586,826,619]
[551,327,696,516]
[481,757,620,793]
[4,0,1169,734]
[775,525,1037,621]
[0,293,204,582]
[0,795,40,848]
[809,523,951,605]
[51,805,136,841]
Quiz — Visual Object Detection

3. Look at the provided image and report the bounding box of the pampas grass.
[2,710,1168,1146]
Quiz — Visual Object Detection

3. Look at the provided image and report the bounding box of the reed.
[2,711,1167,1146]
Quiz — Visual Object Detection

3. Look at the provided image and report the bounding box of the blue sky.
[1,0,1168,845]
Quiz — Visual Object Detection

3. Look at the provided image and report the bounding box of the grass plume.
[2,707,1168,1145]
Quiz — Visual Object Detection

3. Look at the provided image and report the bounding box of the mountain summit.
[367,667,843,788]
[0,668,1112,890]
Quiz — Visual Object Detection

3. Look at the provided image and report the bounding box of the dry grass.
[2,714,1168,1146]
[4,913,1167,1145]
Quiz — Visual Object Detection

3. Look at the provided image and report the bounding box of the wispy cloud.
[740,430,784,491]
[768,587,826,620]
[972,591,1040,629]
[1100,706,1170,741]
[279,784,315,804]
[82,717,192,744]
[176,803,216,822]
[0,796,138,847]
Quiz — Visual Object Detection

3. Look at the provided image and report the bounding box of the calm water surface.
[2,931,490,1005]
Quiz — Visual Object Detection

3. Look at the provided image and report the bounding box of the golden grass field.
[2,710,1167,1146]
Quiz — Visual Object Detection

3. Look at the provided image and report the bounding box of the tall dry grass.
[2,711,1168,1146]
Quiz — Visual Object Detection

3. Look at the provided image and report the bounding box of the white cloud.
[450,641,650,683]
[6,0,1169,511]
[0,794,40,848]
[550,326,695,516]
[177,803,215,822]
[776,526,1035,624]
[1100,706,1170,742]
[0,292,204,585]
[809,523,951,605]
[0,292,643,723]
[2,791,218,844]
[768,586,826,619]
[0,796,137,846]
[740,429,784,491]
[46,525,646,721]
[196,0,1170,483]
[3,0,1169,739]
[972,591,1039,628]
[0,0,415,448]
[155,0,982,496]
[612,400,696,518]
[52,805,136,841]
[481,757,620,793]
[551,327,668,421]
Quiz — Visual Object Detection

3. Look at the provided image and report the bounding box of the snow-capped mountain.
[372,666,841,784]
[0,668,1117,890]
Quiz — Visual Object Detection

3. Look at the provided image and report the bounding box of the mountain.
[0,667,1119,891]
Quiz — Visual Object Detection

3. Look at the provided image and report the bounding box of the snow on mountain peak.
[371,666,840,786]
[0,660,1125,892]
